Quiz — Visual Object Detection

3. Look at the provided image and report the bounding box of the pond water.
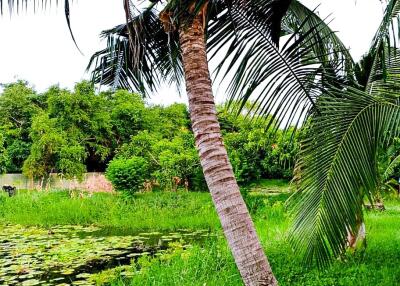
[0,224,214,285]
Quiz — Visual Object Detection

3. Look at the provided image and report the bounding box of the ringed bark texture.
[178,15,278,286]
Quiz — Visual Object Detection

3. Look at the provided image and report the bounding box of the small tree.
[22,113,86,185]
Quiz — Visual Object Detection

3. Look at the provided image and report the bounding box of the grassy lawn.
[0,182,399,285]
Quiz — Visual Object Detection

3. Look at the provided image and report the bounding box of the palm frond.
[284,1,355,85]
[88,0,294,95]
[89,0,354,115]
[370,0,400,53]
[210,0,354,130]
[382,153,400,181]
[289,53,400,267]
[367,48,400,98]
[365,0,400,86]
[87,6,183,95]
[289,85,400,266]
[287,0,400,267]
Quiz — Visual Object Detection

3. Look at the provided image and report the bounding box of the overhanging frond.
[289,86,400,266]
[367,48,400,98]
[209,0,354,130]
[289,2,400,262]
[284,1,355,86]
[87,6,183,95]
[88,0,353,120]
[365,0,400,85]
[382,153,400,181]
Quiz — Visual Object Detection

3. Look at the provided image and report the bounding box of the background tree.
[108,90,148,144]
[0,133,8,174]
[0,80,299,190]
[22,112,86,182]
[219,105,299,183]
[46,82,113,172]
[0,81,41,172]
[21,81,113,181]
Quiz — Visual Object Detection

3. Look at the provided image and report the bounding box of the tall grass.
[109,242,241,286]
[0,191,220,232]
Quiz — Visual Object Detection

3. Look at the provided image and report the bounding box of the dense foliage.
[103,106,299,192]
[106,157,150,194]
[219,107,299,183]
[0,81,298,191]
[0,81,40,173]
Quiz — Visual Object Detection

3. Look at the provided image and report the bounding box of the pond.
[0,224,214,285]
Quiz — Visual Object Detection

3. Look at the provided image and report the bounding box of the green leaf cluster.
[219,106,299,183]
[0,81,40,173]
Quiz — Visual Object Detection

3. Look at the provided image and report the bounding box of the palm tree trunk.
[178,15,278,286]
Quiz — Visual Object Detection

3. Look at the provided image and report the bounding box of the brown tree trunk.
[178,15,278,286]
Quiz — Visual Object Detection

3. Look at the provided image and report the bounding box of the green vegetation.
[108,195,400,286]
[0,81,297,189]
[0,224,215,285]
[106,157,150,194]
[0,181,399,285]
[110,243,242,286]
[0,191,219,231]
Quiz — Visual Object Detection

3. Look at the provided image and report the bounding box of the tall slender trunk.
[178,15,278,286]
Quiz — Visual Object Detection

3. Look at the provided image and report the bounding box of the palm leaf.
[284,1,355,86]
[88,0,354,123]
[210,0,354,131]
[288,0,400,266]
[382,153,400,181]
[367,48,400,98]
[289,86,400,266]
[289,53,400,266]
[365,0,400,86]
[87,6,183,95]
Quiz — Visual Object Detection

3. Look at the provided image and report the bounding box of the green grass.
[0,190,220,232]
[108,242,242,286]
[245,178,292,195]
[106,197,400,286]
[0,184,400,285]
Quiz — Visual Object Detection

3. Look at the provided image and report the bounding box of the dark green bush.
[105,157,149,194]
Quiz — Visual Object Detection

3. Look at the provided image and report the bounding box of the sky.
[0,0,385,105]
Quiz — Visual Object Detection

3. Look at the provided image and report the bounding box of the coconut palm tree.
[88,0,353,283]
[2,0,354,283]
[88,0,400,273]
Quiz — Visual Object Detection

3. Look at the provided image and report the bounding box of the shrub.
[116,130,206,192]
[152,135,205,191]
[106,157,149,194]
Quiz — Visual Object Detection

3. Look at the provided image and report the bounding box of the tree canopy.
[0,81,298,186]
